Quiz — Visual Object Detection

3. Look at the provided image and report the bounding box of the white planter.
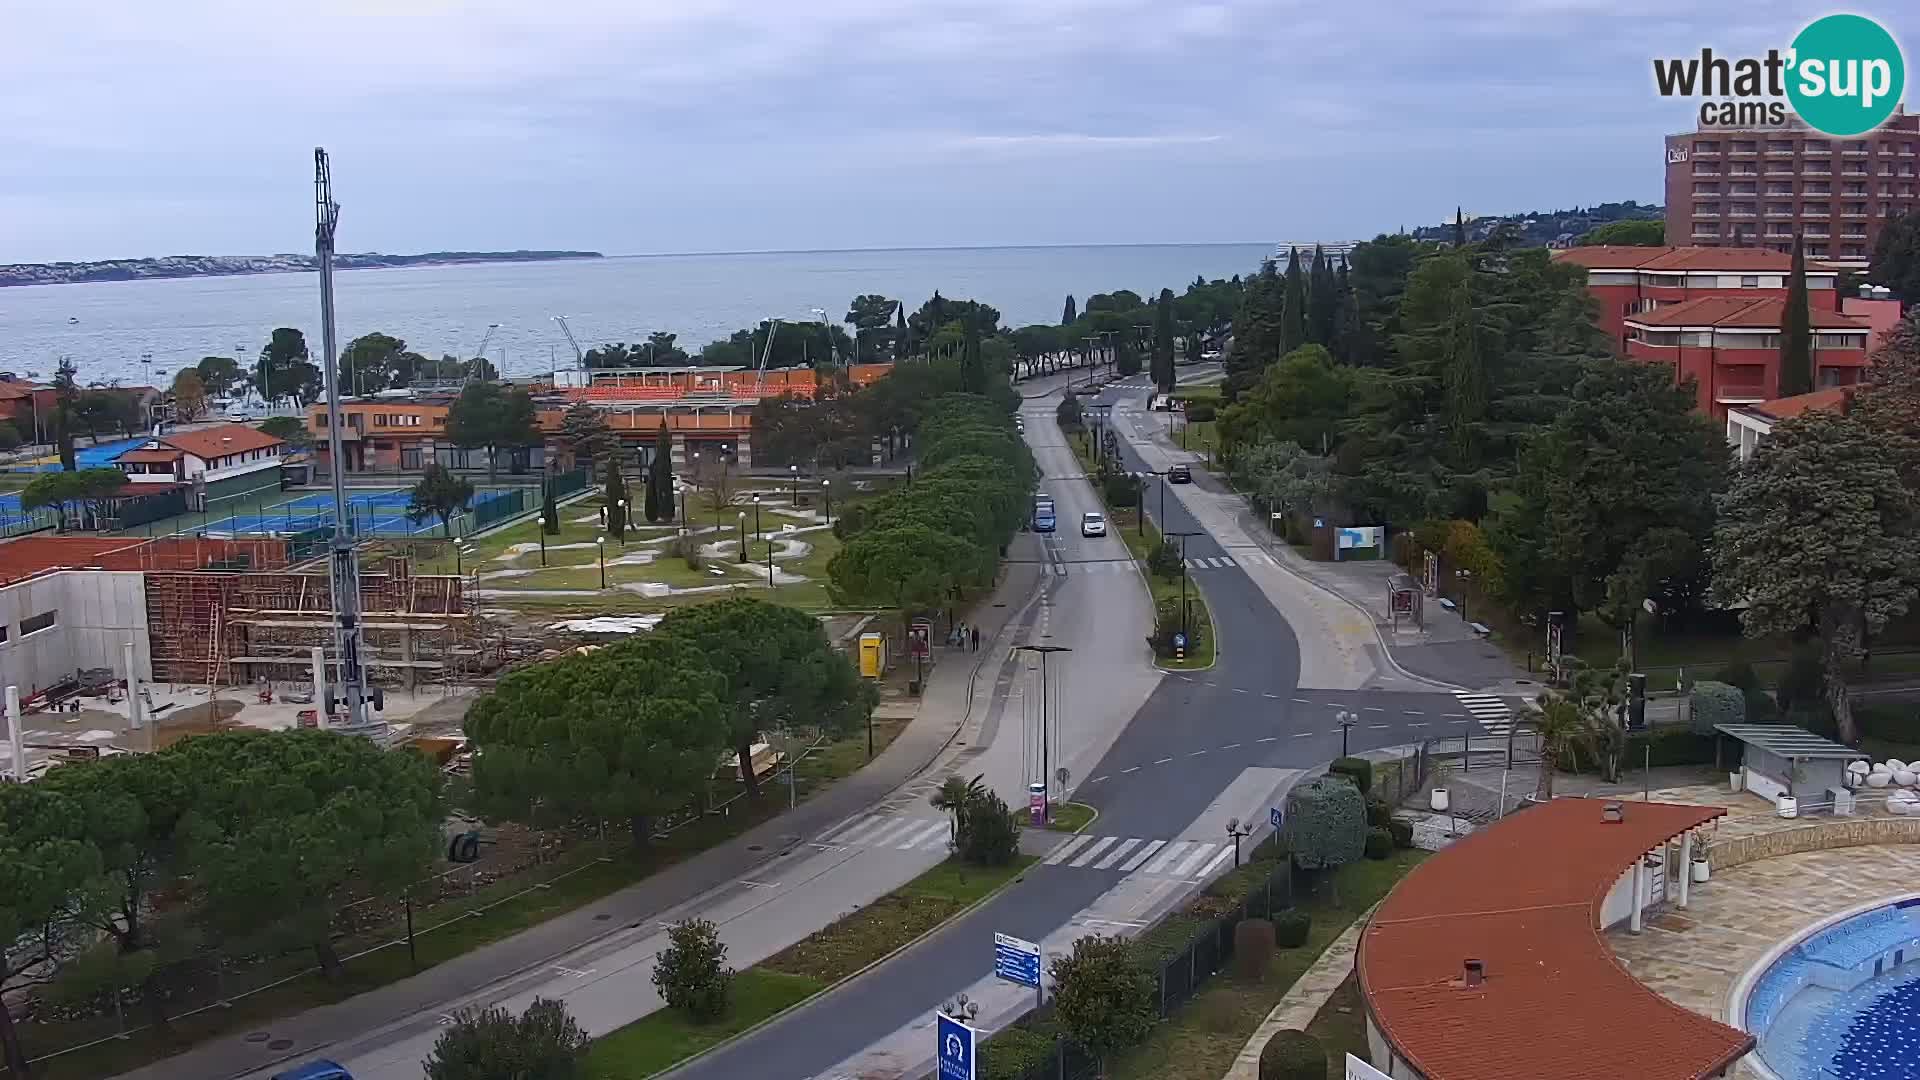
[1430,788,1450,812]
[1777,794,1798,819]
[1692,858,1710,883]
[1729,770,1745,792]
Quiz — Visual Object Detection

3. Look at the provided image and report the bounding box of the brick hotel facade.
[1664,109,1920,268]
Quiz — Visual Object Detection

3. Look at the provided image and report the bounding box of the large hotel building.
[1664,109,1920,268]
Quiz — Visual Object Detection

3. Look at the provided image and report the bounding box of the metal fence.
[999,859,1296,1080]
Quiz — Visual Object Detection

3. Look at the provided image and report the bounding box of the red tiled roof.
[1359,798,1749,1080]
[157,423,285,460]
[1749,386,1855,421]
[1552,245,1805,273]
[1625,295,1869,330]
[115,448,184,464]
[0,381,45,401]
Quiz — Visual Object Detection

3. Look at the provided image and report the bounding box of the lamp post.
[454,532,464,576]
[821,478,831,525]
[1336,709,1357,758]
[1166,529,1201,646]
[616,498,628,548]
[675,480,686,527]
[1456,569,1474,623]
[752,495,763,585]
[1132,472,1146,538]
[1225,817,1254,867]
[789,463,798,507]
[595,536,606,590]
[737,511,748,563]
[1011,644,1073,824]
[537,513,548,567]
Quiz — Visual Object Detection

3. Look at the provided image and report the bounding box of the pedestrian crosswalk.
[1454,691,1520,737]
[1049,552,1274,577]
[1041,833,1236,880]
[813,814,1239,883]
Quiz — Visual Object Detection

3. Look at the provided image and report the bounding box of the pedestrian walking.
[970,626,981,652]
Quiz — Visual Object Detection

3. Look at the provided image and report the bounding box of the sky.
[2,1,1915,262]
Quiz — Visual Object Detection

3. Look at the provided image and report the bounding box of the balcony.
[1764,209,1795,218]
[1844,147,1870,156]
[1693,146,1722,157]
[1766,146,1797,156]
[1696,210,1722,218]
[1805,230,1831,239]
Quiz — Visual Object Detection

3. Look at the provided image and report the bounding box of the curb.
[654,856,1040,1079]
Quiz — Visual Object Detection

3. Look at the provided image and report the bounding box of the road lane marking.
[1369,724,1390,729]
[826,814,889,845]
[1292,697,1311,704]
[1142,841,1193,874]
[1094,838,1144,870]
[1263,692,1279,699]
[1188,749,1207,756]
[1118,840,1166,872]
[1363,707,1386,712]
[1194,845,1236,879]
[1171,844,1219,877]
[1122,766,1141,773]
[1070,837,1120,867]
[1292,732,1313,737]
[1044,835,1095,865]
[1403,710,1424,715]
[1408,722,1428,728]
[1233,688,1249,694]
[1154,756,1174,765]
[1257,736,1278,743]
[900,821,949,849]
[1220,742,1241,749]
[1089,775,1109,784]
[862,819,922,847]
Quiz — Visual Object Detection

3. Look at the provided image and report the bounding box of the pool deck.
[1607,783,1920,1079]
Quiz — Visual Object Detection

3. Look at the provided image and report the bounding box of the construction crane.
[314,147,381,736]
[552,315,585,369]
[754,317,782,391]
[470,322,500,383]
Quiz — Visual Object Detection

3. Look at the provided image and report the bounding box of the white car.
[1081,511,1107,538]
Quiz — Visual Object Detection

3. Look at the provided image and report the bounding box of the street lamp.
[595,536,607,590]
[733,511,746,562]
[752,496,763,586]
[537,513,548,567]
[1011,644,1073,824]
[1165,529,1202,648]
[616,498,628,547]
[1336,709,1358,758]
[674,480,686,527]
[1225,817,1254,867]
[789,463,798,507]
[821,478,831,526]
[1456,569,1474,623]
[1132,472,1146,538]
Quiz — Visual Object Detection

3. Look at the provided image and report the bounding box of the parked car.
[1033,504,1056,532]
[273,1062,353,1080]
[1168,464,1192,484]
[1081,511,1107,538]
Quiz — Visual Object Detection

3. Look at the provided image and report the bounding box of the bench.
[719,742,786,783]
[1469,622,1490,637]
[1437,598,1457,611]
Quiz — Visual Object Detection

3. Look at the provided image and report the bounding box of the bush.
[1056,395,1084,431]
[1101,471,1142,509]
[1688,680,1745,736]
[981,1026,1058,1080]
[1185,401,1217,423]
[1233,918,1276,980]
[1364,826,1393,860]
[1147,597,1202,658]
[1272,908,1311,948]
[423,997,590,1080]
[1048,935,1157,1066]
[957,789,1020,866]
[1146,538,1184,579]
[651,918,734,1022]
[1283,776,1366,871]
[1328,756,1373,794]
[1365,796,1392,829]
[1388,819,1414,848]
[1258,1029,1326,1080]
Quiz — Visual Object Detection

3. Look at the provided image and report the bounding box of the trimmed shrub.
[1388,819,1414,848]
[1146,538,1184,579]
[1365,826,1393,860]
[1055,395,1084,431]
[1101,472,1141,509]
[1689,680,1745,736]
[1272,909,1311,948]
[1185,401,1217,423]
[981,1026,1057,1080]
[1147,597,1203,658]
[1258,1029,1327,1080]
[1365,796,1393,829]
[651,918,734,1022]
[1328,756,1373,793]
[1233,918,1276,980]
[1283,776,1367,871]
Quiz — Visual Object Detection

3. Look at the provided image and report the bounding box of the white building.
[1725,386,1854,462]
[115,423,287,507]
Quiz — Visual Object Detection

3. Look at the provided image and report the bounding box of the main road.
[668,375,1489,1080]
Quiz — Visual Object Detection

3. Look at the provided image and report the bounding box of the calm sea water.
[0,244,1271,386]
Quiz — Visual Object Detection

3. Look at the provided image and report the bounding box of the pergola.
[1715,723,1868,806]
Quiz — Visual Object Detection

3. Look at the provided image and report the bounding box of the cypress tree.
[894,304,910,361]
[960,314,985,393]
[1063,295,1077,325]
[1452,207,1467,249]
[604,457,628,540]
[1778,236,1814,398]
[646,420,672,521]
[1153,288,1176,392]
[1281,247,1308,354]
[1307,246,1338,346]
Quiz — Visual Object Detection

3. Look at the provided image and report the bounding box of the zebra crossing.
[1050,552,1274,577]
[1041,833,1236,880]
[1454,691,1520,737]
[814,814,955,853]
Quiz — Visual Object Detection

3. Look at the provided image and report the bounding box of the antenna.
[314,147,380,736]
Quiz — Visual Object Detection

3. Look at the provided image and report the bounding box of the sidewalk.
[111,561,1048,1080]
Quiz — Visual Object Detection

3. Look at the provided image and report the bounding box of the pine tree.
[1281,248,1308,354]
[647,420,672,521]
[1153,288,1176,392]
[1778,236,1814,398]
[1442,281,1488,466]
[1063,295,1077,325]
[960,314,985,393]
[1222,260,1286,400]
[604,457,629,540]
[1306,246,1338,346]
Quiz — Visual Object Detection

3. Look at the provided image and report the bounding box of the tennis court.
[192,486,528,538]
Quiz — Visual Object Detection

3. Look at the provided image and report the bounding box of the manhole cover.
[268,1039,293,1051]
[245,1032,270,1043]
[595,913,612,921]
[747,844,763,852]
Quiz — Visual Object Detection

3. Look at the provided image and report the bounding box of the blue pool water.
[1750,899,1920,1079]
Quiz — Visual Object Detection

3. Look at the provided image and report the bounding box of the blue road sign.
[1269,805,1284,830]
[1173,632,1188,649]
[994,932,1042,989]
[937,1012,977,1080]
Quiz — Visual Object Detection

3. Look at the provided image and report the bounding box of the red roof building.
[1622,295,1871,417]
[1725,386,1857,461]
[113,422,287,508]
[1359,797,1749,1080]
[1552,246,1841,356]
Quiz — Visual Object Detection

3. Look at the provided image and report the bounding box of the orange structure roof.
[0,536,291,585]
[1359,797,1750,1080]
[1552,245,1801,273]
[1747,386,1856,421]
[158,423,285,459]
[1625,295,1868,330]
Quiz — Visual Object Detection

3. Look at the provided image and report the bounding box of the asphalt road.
[668,379,1462,1080]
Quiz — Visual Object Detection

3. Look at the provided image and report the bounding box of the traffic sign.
[1173,632,1188,649]
[937,1012,977,1080]
[994,932,1042,990]
[1345,1053,1392,1080]
[1269,806,1284,830]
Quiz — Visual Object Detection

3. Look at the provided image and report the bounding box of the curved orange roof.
[1359,797,1751,1080]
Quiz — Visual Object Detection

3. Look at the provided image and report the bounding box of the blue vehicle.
[272,1062,353,1080]
[1032,501,1056,532]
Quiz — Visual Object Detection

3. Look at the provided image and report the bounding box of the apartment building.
[1552,245,1839,354]
[1623,296,1872,417]
[1724,387,1854,462]
[1664,109,1920,267]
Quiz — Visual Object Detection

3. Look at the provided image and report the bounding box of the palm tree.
[930,774,985,847]
[1528,693,1596,801]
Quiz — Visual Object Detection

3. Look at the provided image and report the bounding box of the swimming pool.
[1742,896,1920,1079]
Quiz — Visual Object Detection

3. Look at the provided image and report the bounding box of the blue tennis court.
[197,487,524,538]
[2,436,153,475]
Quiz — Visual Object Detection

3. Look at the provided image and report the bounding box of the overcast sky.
[2,1,1913,262]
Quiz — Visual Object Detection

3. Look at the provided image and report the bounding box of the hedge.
[1689,680,1745,736]
[1328,756,1372,793]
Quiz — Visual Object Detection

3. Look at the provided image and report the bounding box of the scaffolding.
[145,557,474,691]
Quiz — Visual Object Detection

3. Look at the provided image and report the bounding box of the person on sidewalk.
[970,626,980,652]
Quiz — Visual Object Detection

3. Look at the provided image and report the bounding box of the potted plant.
[1692,849,1711,883]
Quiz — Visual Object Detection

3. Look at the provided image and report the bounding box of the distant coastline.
[0,250,603,288]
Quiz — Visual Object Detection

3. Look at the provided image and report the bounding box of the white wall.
[0,571,151,695]
[1600,864,1638,928]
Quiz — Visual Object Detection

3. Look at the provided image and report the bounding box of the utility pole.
[314,148,379,735]
[1166,530,1202,645]
[1012,644,1072,824]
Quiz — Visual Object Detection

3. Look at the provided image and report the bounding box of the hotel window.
[402,447,424,469]
[373,414,389,426]
[1739,275,1759,287]
[1817,332,1867,349]
[19,611,56,637]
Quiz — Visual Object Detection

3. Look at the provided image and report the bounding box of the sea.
[0,243,1273,386]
